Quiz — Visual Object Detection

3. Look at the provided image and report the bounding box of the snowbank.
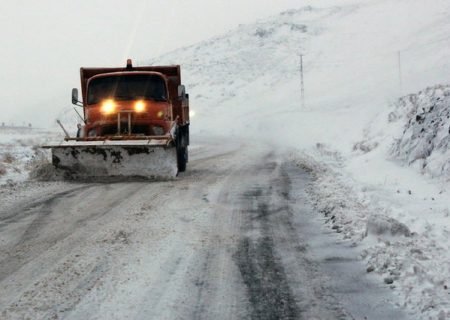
[297,147,450,319]
[0,128,56,185]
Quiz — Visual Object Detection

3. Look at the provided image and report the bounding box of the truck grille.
[101,125,150,136]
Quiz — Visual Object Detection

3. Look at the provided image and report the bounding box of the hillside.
[146,1,450,151]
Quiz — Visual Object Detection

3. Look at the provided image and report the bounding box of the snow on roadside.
[0,128,56,186]
[291,85,450,319]
[299,151,449,319]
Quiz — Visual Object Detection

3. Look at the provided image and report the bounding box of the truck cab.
[71,59,190,171]
[83,72,172,137]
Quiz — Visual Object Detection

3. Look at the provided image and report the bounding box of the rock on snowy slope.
[365,214,411,238]
[389,85,450,179]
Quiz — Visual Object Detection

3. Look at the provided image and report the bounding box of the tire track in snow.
[0,183,142,283]
[233,157,350,319]
[234,235,300,320]
[0,186,85,228]
[233,159,301,320]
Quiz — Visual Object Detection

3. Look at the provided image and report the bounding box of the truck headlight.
[88,129,97,137]
[134,101,146,112]
[101,99,116,114]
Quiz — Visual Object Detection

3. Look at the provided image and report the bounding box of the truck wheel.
[177,146,187,172]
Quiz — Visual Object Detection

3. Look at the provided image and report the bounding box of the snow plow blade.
[43,140,178,180]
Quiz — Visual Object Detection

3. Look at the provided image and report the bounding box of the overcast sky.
[0,0,328,126]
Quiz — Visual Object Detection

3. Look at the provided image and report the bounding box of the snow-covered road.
[0,142,405,319]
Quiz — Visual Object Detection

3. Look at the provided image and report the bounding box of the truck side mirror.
[177,85,186,100]
[72,88,79,105]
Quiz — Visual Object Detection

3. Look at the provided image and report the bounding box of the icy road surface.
[0,142,405,319]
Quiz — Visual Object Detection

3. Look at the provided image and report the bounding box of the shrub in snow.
[353,140,379,153]
[2,152,16,164]
[365,214,411,238]
[285,23,307,32]
[27,148,54,181]
[29,163,56,181]
[254,27,273,38]
[389,85,450,178]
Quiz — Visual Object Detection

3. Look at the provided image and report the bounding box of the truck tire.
[176,125,189,173]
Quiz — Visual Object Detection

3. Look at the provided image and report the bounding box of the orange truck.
[46,60,190,179]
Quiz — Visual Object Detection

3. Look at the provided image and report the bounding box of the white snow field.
[1,0,450,318]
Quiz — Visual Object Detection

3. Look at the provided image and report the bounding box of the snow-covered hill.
[147,1,450,151]
[144,6,322,137]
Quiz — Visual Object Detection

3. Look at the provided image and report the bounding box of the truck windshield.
[87,74,167,104]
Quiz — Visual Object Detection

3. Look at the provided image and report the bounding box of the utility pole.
[300,54,305,108]
[397,51,403,95]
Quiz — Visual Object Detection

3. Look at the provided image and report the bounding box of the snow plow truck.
[45,60,190,180]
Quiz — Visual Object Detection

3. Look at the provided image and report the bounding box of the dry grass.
[2,152,16,164]
[28,149,55,180]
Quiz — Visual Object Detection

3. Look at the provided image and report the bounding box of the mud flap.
[50,144,178,180]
